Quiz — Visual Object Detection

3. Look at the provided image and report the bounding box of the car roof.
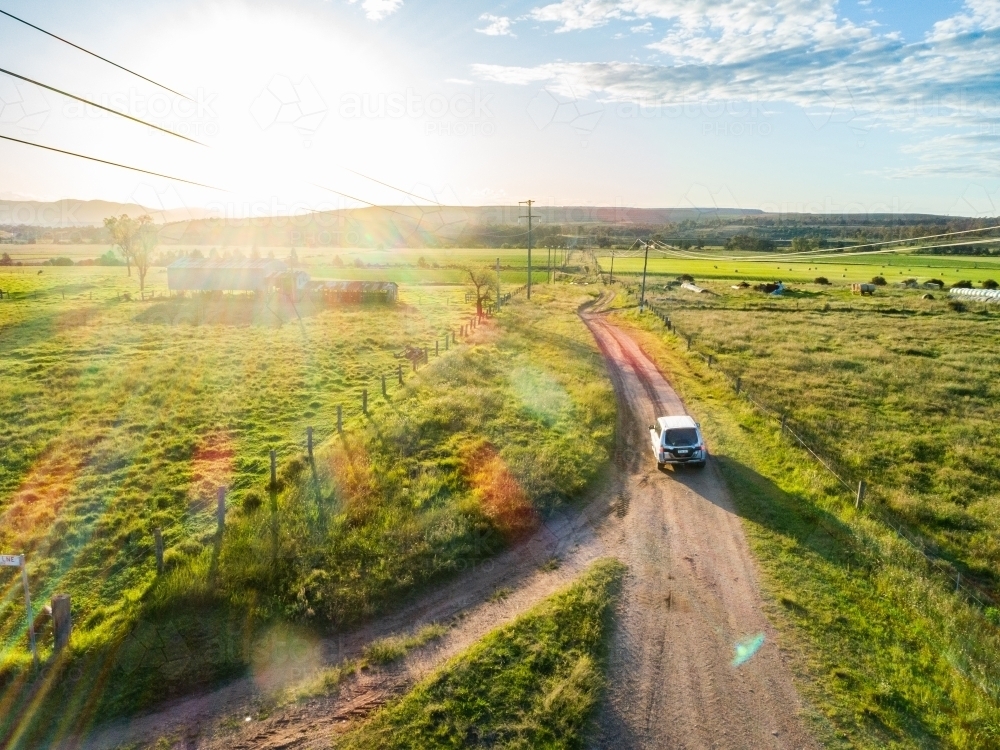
[657,415,697,430]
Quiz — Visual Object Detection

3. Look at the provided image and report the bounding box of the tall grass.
[338,559,625,750]
[0,274,613,744]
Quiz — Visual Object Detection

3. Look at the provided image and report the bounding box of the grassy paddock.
[599,249,1000,285]
[0,270,613,745]
[337,559,625,750]
[614,303,1000,748]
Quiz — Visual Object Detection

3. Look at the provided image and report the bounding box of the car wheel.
[656,462,665,470]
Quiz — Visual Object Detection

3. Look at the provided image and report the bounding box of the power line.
[0,7,192,101]
[342,167,443,206]
[310,183,423,219]
[0,134,220,189]
[0,67,204,145]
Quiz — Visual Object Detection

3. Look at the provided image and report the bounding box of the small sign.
[0,554,23,567]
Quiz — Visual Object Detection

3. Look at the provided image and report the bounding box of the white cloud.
[929,0,1000,39]
[476,14,516,36]
[630,22,653,33]
[348,0,403,21]
[478,0,1000,174]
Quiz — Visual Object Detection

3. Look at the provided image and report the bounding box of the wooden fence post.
[270,449,277,487]
[154,528,164,574]
[217,487,227,529]
[337,405,343,433]
[780,413,787,433]
[686,336,692,350]
[362,389,368,415]
[445,333,449,351]
[307,427,314,459]
[735,377,742,394]
[51,594,71,652]
[382,373,387,397]
[435,340,439,357]
[398,363,403,385]
[707,355,713,367]
[855,480,867,509]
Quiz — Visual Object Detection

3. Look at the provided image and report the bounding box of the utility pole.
[520,199,534,300]
[609,248,615,285]
[639,241,650,312]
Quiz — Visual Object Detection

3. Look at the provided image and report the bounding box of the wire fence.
[611,281,999,621]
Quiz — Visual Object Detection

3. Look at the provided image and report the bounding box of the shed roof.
[168,257,287,271]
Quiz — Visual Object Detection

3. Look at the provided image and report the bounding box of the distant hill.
[0,199,217,228]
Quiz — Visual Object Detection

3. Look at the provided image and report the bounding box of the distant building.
[316,280,398,304]
[167,258,308,296]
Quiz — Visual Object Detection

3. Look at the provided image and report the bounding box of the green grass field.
[599,248,1000,285]
[614,292,1000,748]
[339,559,624,749]
[0,265,613,746]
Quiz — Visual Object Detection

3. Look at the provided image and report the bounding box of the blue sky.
[0,0,998,218]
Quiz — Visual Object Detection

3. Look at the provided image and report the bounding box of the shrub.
[948,300,967,312]
[984,279,999,289]
[814,277,830,285]
[927,279,944,287]
[241,490,264,513]
[678,274,695,282]
[871,276,887,286]
[951,280,973,289]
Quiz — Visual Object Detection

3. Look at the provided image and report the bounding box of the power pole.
[639,241,650,311]
[520,200,534,300]
[609,248,615,285]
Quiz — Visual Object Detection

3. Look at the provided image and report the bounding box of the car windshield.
[663,428,699,447]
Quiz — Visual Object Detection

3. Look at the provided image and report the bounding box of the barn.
[167,258,293,293]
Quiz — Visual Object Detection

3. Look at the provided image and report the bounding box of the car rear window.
[663,428,699,446]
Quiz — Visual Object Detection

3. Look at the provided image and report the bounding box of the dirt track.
[582,300,815,749]
[67,299,814,750]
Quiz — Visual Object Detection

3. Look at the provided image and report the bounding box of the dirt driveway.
[66,300,815,750]
[582,301,816,749]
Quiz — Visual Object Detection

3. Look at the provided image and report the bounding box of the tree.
[134,215,156,295]
[464,265,496,319]
[0,252,12,266]
[103,215,142,277]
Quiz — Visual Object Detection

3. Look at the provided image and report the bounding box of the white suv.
[650,415,707,469]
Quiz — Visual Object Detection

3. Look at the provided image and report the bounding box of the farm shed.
[167,258,293,293]
[316,280,398,304]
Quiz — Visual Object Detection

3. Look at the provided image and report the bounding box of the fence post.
[52,594,71,652]
[382,373,387,397]
[307,427,314,459]
[735,377,742,394]
[154,528,164,574]
[337,405,343,433]
[217,487,227,530]
[398,363,403,385]
[445,333,449,351]
[686,336,692,350]
[435,340,439,357]
[270,449,277,487]
[707,354,713,368]
[780,413,787,433]
[362,389,368,415]
[855,480,867,509]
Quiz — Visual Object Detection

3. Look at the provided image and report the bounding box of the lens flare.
[732,633,765,667]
